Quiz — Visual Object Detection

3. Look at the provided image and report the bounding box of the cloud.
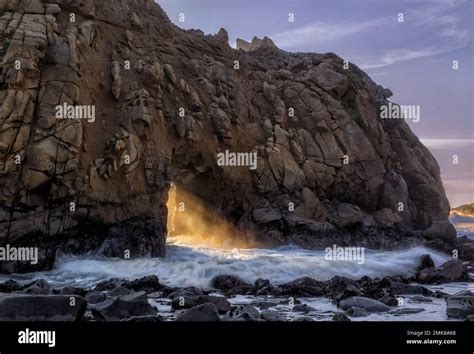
[272,16,390,49]
[420,138,474,149]
[317,0,471,70]
[360,48,445,70]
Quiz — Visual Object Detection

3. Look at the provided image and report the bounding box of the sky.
[158,0,474,207]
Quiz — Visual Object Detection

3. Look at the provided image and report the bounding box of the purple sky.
[158,0,474,207]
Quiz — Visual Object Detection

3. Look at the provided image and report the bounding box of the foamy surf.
[1,239,451,289]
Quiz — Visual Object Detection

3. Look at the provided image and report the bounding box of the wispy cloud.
[420,138,474,149]
[273,0,471,69]
[272,16,390,49]
[360,48,444,69]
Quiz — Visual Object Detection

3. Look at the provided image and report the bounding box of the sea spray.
[0,239,451,289]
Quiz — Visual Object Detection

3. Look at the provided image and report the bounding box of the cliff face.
[0,0,452,273]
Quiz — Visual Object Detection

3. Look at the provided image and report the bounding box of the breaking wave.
[2,237,451,289]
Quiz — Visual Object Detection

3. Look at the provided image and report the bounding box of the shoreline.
[0,254,472,322]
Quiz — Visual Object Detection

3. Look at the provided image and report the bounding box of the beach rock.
[171,295,230,313]
[277,277,325,297]
[119,291,148,302]
[23,280,52,295]
[423,221,457,243]
[122,275,161,293]
[339,296,390,313]
[58,287,88,297]
[293,304,316,313]
[411,295,433,303]
[417,260,468,284]
[378,295,399,306]
[391,308,425,315]
[332,313,351,322]
[324,276,363,300]
[0,280,21,293]
[95,279,126,292]
[210,275,253,293]
[261,309,284,321]
[91,297,156,321]
[418,254,435,271]
[223,305,261,321]
[0,295,86,321]
[346,306,370,317]
[109,286,134,297]
[124,315,165,322]
[446,290,474,319]
[388,282,432,296]
[176,303,220,322]
[254,278,275,295]
[168,287,203,299]
[85,291,106,304]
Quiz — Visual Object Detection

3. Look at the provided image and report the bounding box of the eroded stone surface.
[0,0,454,273]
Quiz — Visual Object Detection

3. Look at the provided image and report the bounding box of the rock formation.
[0,0,455,273]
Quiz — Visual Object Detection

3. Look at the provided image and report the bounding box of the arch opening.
[165,183,255,249]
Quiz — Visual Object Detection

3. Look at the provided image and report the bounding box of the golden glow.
[166,184,255,249]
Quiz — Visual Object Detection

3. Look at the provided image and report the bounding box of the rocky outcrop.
[0,0,452,273]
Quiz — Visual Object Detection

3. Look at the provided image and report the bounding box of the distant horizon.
[158,0,474,207]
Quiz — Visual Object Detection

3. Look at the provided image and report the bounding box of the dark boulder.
[171,295,230,313]
[339,296,390,313]
[332,313,351,321]
[0,279,21,293]
[23,279,52,295]
[223,305,261,321]
[446,290,474,319]
[91,296,156,321]
[0,295,86,321]
[176,303,220,322]
[417,260,468,284]
[418,254,435,271]
[58,287,88,297]
[254,278,275,295]
[95,278,126,291]
[346,306,370,317]
[85,290,106,304]
[210,275,253,293]
[293,304,316,313]
[277,277,325,297]
[261,309,284,321]
[122,275,161,293]
[108,286,134,297]
[168,286,203,299]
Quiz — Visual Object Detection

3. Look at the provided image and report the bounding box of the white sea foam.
[2,237,450,289]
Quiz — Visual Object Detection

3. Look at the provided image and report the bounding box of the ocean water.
[1,224,472,321]
[1,237,451,289]
[450,213,474,239]
[2,214,473,289]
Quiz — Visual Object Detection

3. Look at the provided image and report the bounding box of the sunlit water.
[2,227,473,321]
[0,237,451,289]
[450,213,474,239]
[1,215,472,291]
